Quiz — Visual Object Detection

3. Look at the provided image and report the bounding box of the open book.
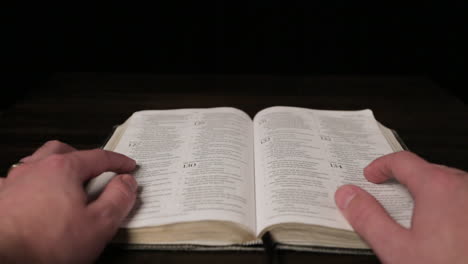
[87,106,413,253]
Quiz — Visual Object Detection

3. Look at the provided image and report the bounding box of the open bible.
[86,106,413,253]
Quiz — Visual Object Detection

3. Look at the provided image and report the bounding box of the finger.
[21,140,77,163]
[87,174,137,239]
[364,151,432,197]
[52,149,136,182]
[335,185,410,261]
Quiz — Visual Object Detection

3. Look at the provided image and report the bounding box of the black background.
[1,1,466,109]
[0,4,467,262]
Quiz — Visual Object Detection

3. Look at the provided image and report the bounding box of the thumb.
[87,174,138,239]
[335,185,410,260]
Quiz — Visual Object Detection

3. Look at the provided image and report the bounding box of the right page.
[254,106,413,235]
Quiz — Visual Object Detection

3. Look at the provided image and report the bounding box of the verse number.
[183,162,198,168]
[320,135,332,141]
[330,162,343,169]
[128,141,139,147]
[261,136,271,144]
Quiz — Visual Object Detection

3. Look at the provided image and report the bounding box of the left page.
[88,108,256,235]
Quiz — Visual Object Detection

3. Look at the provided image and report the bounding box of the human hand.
[0,140,138,264]
[335,151,468,264]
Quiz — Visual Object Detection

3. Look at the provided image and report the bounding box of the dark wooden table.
[1,73,467,263]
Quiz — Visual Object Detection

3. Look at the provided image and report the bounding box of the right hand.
[335,151,468,264]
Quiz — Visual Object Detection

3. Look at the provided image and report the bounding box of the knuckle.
[347,202,374,234]
[392,150,414,161]
[99,202,120,227]
[98,181,135,226]
[103,150,114,163]
[44,154,72,170]
[93,148,110,160]
[92,148,105,154]
[44,140,64,148]
[112,178,136,201]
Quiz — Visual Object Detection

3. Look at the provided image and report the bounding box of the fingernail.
[20,155,32,162]
[121,174,138,192]
[133,163,141,172]
[336,186,357,210]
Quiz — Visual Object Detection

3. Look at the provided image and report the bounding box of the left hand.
[0,140,138,264]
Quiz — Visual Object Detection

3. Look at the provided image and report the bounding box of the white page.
[91,108,256,234]
[254,106,413,235]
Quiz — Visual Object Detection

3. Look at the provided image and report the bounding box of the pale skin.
[0,141,467,263]
[335,151,468,263]
[0,141,138,264]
